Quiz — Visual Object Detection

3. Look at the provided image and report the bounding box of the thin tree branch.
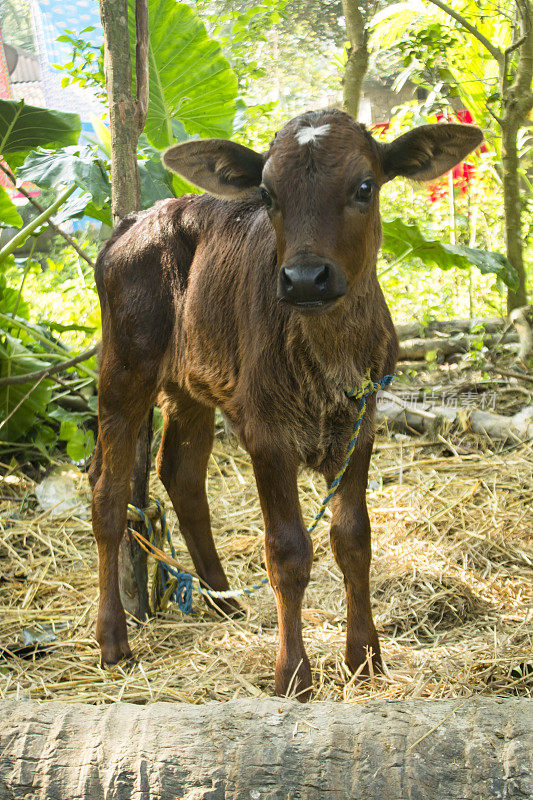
[135,0,149,134]
[486,101,504,126]
[0,163,96,269]
[0,345,99,388]
[506,31,529,57]
[425,0,503,62]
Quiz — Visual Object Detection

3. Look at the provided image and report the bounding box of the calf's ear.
[380,123,483,182]
[162,139,264,198]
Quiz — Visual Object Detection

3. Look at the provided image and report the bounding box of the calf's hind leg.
[156,392,242,617]
[89,364,156,665]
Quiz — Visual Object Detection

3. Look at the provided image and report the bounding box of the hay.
[0,423,531,705]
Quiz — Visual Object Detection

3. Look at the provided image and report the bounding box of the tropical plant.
[372,0,532,311]
[0,0,241,463]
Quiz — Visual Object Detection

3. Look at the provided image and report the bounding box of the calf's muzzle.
[277,254,347,311]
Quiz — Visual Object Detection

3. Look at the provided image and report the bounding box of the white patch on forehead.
[295,124,331,146]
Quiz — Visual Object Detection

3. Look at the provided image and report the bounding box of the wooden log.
[377,395,533,441]
[0,698,531,799]
[394,317,503,340]
[397,332,518,361]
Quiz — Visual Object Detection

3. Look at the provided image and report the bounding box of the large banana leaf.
[132,0,238,150]
[0,100,80,168]
[382,218,518,290]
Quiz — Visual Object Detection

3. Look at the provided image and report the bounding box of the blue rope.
[307,371,395,533]
[128,371,394,612]
[128,501,193,614]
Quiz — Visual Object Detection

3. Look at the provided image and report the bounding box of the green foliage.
[0,186,23,229]
[132,0,238,148]
[55,27,107,102]
[0,0,35,53]
[0,247,99,462]
[18,147,111,209]
[382,218,518,290]
[0,332,54,443]
[57,414,95,462]
[0,100,81,168]
[0,0,241,464]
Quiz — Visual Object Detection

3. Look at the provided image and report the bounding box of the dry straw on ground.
[0,418,531,705]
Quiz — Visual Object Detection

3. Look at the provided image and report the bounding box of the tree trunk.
[99,0,152,620]
[502,120,528,312]
[500,0,532,312]
[100,0,141,219]
[1,698,531,799]
[342,0,369,120]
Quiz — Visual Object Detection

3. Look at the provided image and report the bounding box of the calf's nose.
[277,259,347,308]
[280,263,330,296]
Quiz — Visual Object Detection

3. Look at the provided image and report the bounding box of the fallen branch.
[493,367,533,385]
[378,395,533,441]
[397,332,517,361]
[0,698,531,800]
[394,317,504,340]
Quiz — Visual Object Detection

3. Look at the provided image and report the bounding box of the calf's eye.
[260,186,273,209]
[355,180,373,202]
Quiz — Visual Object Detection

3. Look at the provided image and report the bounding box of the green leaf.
[59,419,77,441]
[49,407,95,425]
[18,147,111,208]
[34,424,57,456]
[0,186,23,228]
[82,201,112,228]
[133,0,238,149]
[381,218,519,290]
[0,333,53,442]
[139,158,174,208]
[50,192,94,226]
[0,275,30,317]
[0,100,80,166]
[444,243,518,289]
[64,427,95,462]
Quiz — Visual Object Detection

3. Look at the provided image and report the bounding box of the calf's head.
[163,110,482,315]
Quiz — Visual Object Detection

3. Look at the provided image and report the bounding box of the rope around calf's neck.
[127,371,395,613]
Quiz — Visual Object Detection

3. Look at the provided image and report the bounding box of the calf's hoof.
[96,613,132,666]
[275,653,313,702]
[345,638,382,678]
[98,634,133,666]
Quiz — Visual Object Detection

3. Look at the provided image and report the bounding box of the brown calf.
[90,109,482,699]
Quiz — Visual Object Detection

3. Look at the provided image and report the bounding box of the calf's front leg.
[250,446,313,700]
[326,435,382,677]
